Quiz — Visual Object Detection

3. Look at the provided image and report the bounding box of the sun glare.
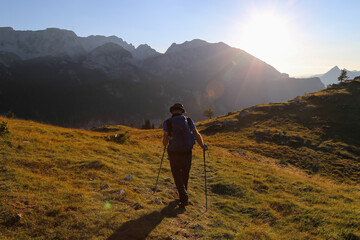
[236,11,295,63]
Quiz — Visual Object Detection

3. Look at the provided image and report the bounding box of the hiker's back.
[166,115,195,153]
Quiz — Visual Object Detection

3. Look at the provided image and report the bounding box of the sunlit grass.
[1,81,360,239]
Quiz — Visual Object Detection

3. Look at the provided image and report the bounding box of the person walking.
[162,103,207,208]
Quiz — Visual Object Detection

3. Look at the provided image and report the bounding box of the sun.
[236,11,295,63]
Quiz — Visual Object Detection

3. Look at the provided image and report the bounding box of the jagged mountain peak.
[136,43,152,50]
[0,27,84,59]
[44,27,76,33]
[90,42,131,55]
[0,28,162,60]
[165,39,232,55]
[319,66,360,86]
[80,34,136,53]
[86,34,124,42]
[166,39,211,54]
[0,27,14,31]
[133,44,160,59]
[182,38,209,45]
[330,66,340,71]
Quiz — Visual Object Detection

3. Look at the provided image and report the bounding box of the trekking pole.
[203,147,208,211]
[153,146,166,193]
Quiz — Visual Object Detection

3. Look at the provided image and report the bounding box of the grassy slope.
[201,80,360,183]
[0,82,359,239]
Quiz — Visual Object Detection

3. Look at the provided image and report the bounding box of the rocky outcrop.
[82,43,135,78]
[0,27,85,60]
[0,27,160,61]
[133,44,161,60]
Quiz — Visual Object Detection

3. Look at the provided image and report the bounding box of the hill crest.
[1,80,360,238]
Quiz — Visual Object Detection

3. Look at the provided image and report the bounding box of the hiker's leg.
[168,152,188,204]
[182,151,192,191]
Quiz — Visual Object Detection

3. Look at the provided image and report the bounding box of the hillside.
[199,79,360,183]
[1,81,360,239]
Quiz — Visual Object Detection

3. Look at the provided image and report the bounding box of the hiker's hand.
[203,144,208,151]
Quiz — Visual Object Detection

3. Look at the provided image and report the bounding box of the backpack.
[166,116,195,153]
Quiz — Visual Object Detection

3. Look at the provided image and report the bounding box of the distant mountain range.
[312,66,360,86]
[0,27,160,61]
[0,27,325,128]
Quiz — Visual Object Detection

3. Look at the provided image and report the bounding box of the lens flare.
[104,201,111,209]
[206,80,225,99]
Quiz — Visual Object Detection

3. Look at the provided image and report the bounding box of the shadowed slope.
[107,201,183,240]
[199,79,360,182]
[0,103,359,239]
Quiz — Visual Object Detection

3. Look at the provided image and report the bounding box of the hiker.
[162,103,207,208]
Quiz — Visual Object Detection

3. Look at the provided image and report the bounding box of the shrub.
[342,232,360,240]
[106,132,129,144]
[141,119,155,129]
[79,160,107,170]
[203,108,215,119]
[211,183,245,197]
[0,121,9,136]
[6,110,15,119]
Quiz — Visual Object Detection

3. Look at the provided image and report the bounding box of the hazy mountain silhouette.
[0,28,325,128]
[0,27,159,61]
[318,66,360,86]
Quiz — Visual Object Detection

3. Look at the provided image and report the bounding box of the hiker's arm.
[163,132,169,147]
[192,128,205,149]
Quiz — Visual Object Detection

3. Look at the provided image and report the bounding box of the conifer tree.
[338,69,348,83]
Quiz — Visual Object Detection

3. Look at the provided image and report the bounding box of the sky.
[1,0,359,77]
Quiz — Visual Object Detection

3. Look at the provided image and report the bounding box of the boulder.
[134,203,143,210]
[15,214,22,222]
[124,175,133,181]
[239,111,249,118]
[155,197,162,204]
[193,224,205,230]
[114,189,125,195]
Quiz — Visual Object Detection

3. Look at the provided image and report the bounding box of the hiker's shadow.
[107,200,183,240]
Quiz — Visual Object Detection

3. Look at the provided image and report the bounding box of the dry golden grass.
[1,114,360,239]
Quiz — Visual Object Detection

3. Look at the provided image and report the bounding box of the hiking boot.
[178,200,189,208]
[178,202,187,209]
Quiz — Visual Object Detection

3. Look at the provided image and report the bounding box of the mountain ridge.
[0,27,160,61]
[311,66,360,86]
[0,27,325,128]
